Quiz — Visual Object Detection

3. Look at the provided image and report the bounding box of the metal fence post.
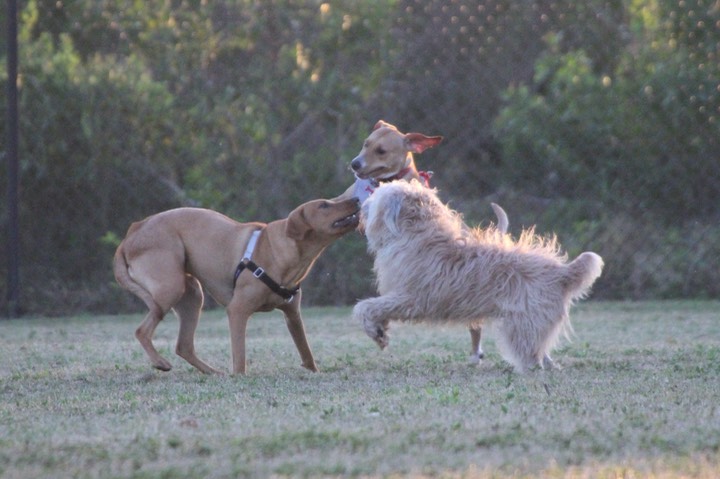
[5,0,20,318]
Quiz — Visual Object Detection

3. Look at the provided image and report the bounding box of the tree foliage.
[2,0,719,314]
[494,0,720,220]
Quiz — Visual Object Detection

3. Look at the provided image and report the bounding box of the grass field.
[1,301,719,478]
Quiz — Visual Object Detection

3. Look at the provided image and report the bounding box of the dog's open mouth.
[332,211,360,228]
[355,166,388,180]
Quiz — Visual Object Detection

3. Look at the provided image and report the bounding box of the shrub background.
[1,0,719,315]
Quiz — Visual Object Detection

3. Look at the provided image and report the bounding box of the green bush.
[493,1,720,221]
[2,0,718,313]
[1,7,188,314]
[491,0,720,299]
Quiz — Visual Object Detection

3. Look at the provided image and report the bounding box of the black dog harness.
[233,230,300,302]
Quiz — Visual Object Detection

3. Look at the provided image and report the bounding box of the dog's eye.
[375,147,386,155]
[319,201,331,209]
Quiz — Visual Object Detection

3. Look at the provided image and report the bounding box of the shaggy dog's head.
[360,180,463,251]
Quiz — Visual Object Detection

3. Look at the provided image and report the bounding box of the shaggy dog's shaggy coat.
[354,180,603,372]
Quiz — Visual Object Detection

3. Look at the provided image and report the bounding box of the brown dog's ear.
[404,133,443,154]
[286,206,312,240]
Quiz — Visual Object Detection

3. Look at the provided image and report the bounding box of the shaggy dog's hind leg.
[542,354,557,370]
[495,312,548,373]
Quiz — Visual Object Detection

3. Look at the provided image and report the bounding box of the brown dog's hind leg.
[174,276,222,374]
[130,257,187,372]
[136,308,173,371]
[279,292,318,372]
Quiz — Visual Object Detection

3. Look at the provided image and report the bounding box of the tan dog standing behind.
[335,120,443,203]
[337,120,508,362]
[114,198,360,375]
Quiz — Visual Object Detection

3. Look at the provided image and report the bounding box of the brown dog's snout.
[344,197,361,218]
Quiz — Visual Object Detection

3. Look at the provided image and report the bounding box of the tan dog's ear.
[373,120,392,131]
[404,133,443,153]
[286,206,312,240]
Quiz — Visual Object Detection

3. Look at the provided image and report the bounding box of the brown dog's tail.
[564,252,604,301]
[113,231,163,318]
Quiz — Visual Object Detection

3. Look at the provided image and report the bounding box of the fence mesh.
[2,0,719,316]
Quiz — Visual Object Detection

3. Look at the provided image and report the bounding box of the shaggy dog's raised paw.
[363,319,389,349]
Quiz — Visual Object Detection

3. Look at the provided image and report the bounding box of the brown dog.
[113,198,360,375]
[335,120,443,202]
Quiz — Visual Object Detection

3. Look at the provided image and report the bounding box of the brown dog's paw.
[152,359,173,372]
[302,362,319,372]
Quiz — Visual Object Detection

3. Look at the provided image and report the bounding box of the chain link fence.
[2,0,719,316]
[368,0,720,301]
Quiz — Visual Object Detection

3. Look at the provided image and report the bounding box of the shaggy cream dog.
[354,180,603,372]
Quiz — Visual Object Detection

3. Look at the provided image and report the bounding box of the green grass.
[1,301,719,478]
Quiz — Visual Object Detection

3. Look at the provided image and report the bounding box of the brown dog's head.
[350,120,442,180]
[286,197,361,241]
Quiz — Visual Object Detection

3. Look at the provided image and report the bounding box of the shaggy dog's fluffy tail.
[565,252,604,300]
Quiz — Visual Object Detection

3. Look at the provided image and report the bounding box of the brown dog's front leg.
[175,276,223,374]
[227,304,253,375]
[280,293,318,372]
